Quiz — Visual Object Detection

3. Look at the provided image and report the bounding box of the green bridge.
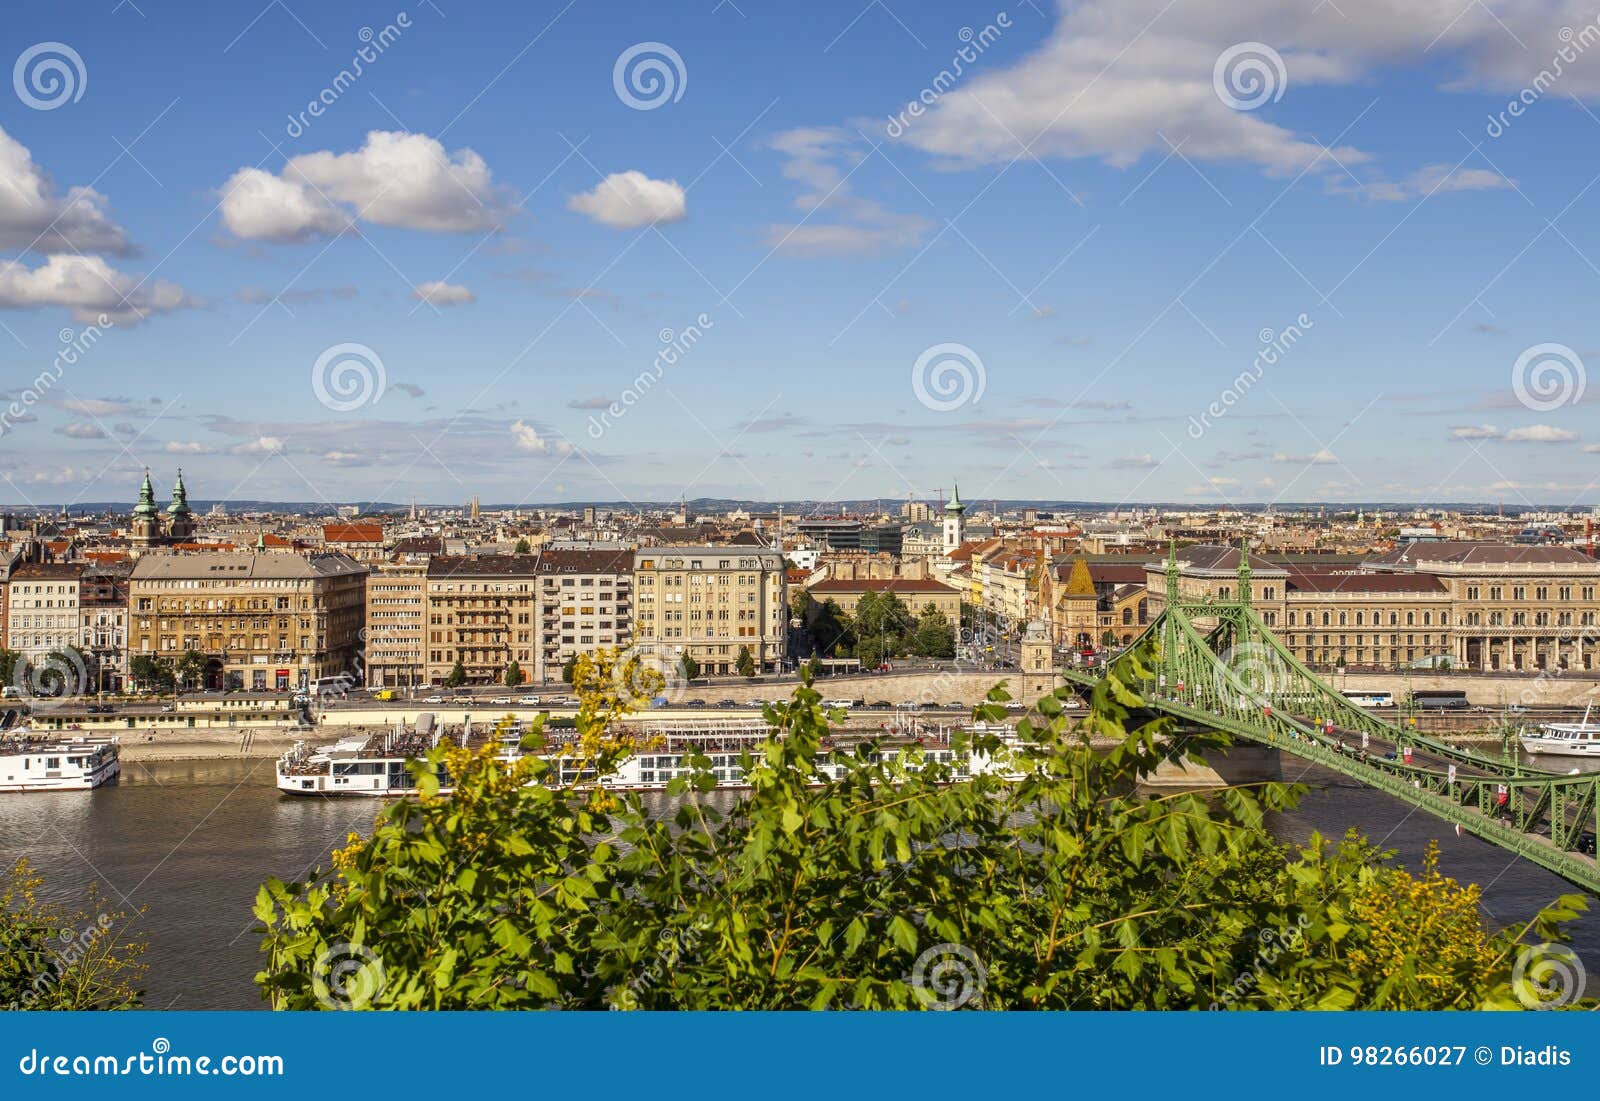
[1059,543,1600,896]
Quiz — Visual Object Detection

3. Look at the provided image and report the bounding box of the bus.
[1408,689,1470,711]
[308,674,356,700]
[1341,690,1395,709]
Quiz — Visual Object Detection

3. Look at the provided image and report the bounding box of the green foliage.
[504,660,524,688]
[174,649,208,693]
[129,655,176,694]
[513,538,532,555]
[255,638,1584,1011]
[911,604,956,660]
[444,659,466,690]
[561,655,578,685]
[0,649,20,689]
[735,646,756,678]
[0,859,147,1010]
[678,652,700,682]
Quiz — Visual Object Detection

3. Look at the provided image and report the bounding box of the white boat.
[1519,704,1600,758]
[0,734,121,792]
[277,714,1026,797]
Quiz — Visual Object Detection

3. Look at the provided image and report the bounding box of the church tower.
[130,469,162,549]
[942,481,966,555]
[166,469,196,543]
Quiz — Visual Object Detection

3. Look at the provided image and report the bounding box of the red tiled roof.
[808,578,960,596]
[323,523,385,544]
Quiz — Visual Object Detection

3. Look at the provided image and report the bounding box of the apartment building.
[423,555,538,685]
[80,564,130,692]
[532,548,633,681]
[6,562,84,673]
[128,552,368,691]
[633,546,787,674]
[364,561,427,688]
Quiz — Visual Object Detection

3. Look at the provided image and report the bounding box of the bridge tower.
[1020,618,1056,700]
[1236,538,1251,606]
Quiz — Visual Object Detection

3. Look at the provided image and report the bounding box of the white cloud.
[1584,444,1600,454]
[567,171,686,229]
[1339,163,1515,202]
[413,280,475,306]
[0,126,131,255]
[1450,424,1500,439]
[0,254,188,323]
[235,436,286,455]
[510,420,574,455]
[219,131,514,241]
[163,441,212,454]
[1108,454,1158,469]
[1504,424,1577,443]
[54,397,135,417]
[889,0,1600,186]
[1271,448,1340,464]
[765,128,931,256]
[322,450,371,466]
[55,422,105,439]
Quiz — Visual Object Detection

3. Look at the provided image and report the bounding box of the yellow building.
[633,546,787,674]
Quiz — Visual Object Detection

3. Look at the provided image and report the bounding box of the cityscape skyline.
[1,1,1598,510]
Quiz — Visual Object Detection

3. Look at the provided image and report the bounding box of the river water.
[2,756,1596,1010]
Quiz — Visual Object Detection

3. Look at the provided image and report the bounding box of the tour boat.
[1519,705,1600,758]
[0,734,122,792]
[277,714,1025,797]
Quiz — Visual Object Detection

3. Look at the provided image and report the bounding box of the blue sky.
[1,0,1598,509]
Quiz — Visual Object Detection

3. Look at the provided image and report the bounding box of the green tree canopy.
[561,655,579,685]
[514,538,532,555]
[2,859,146,1010]
[129,655,175,694]
[255,642,1588,1011]
[911,605,956,660]
[735,646,756,678]
[504,660,524,688]
[444,658,467,689]
[679,652,701,682]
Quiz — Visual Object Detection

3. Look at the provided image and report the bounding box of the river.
[2,756,1596,1010]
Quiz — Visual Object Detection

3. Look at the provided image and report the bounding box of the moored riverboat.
[0,734,122,792]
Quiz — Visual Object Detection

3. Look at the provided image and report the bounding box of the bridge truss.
[1060,543,1600,895]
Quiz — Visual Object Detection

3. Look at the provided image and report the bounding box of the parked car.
[685,700,708,708]
[869,700,892,709]
[422,695,444,704]
[518,696,542,705]
[490,696,513,705]
[743,699,766,708]
[716,698,737,708]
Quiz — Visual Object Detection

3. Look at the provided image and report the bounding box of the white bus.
[308,674,356,700]
[1341,689,1394,709]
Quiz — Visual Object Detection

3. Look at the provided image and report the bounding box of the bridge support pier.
[1142,744,1282,789]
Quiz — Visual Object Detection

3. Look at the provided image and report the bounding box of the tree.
[912,605,956,660]
[514,538,532,555]
[175,649,208,693]
[1,858,147,1010]
[444,658,466,689]
[0,649,19,690]
[810,599,853,658]
[788,589,812,623]
[255,641,1587,1011]
[129,655,175,695]
[504,660,524,688]
[735,646,756,678]
[561,655,579,685]
[31,646,92,699]
[678,652,700,682]
[1100,629,1118,649]
[855,590,913,658]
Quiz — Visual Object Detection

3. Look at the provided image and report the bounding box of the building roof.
[1158,543,1290,578]
[535,548,634,575]
[1366,541,1600,570]
[131,551,366,580]
[426,554,539,579]
[323,522,385,544]
[1284,568,1447,595]
[11,562,84,581]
